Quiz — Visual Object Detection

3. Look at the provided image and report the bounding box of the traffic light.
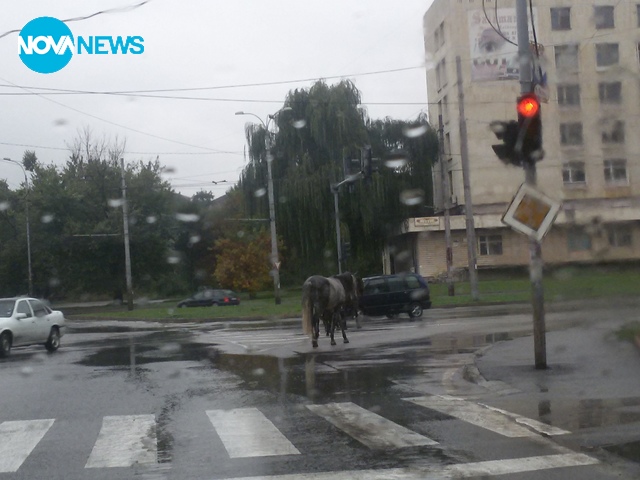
[491,93,543,166]
[490,120,520,166]
[517,93,543,163]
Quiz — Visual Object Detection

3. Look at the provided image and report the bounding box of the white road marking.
[85,415,157,468]
[479,403,571,436]
[214,453,598,480]
[206,408,300,458]
[306,402,438,449]
[0,419,55,472]
[405,395,539,437]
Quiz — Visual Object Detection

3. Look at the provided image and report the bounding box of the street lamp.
[2,157,33,296]
[236,107,292,305]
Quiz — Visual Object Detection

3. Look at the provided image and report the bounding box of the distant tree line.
[0,81,438,300]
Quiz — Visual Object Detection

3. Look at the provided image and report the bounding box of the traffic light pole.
[517,0,547,369]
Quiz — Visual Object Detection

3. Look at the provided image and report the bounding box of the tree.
[213,229,278,297]
[238,80,438,281]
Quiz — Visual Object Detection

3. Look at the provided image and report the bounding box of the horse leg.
[312,314,319,348]
[330,311,337,346]
[340,312,350,344]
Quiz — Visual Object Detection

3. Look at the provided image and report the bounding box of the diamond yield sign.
[502,184,560,241]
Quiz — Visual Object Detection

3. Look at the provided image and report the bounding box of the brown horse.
[301,272,359,348]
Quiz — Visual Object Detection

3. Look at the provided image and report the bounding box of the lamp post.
[236,107,292,305]
[2,157,33,296]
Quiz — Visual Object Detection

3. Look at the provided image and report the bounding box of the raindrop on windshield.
[146,216,157,224]
[384,157,408,169]
[189,235,201,245]
[0,201,10,211]
[254,188,267,198]
[41,214,54,223]
[292,119,307,129]
[403,125,429,138]
[167,254,181,264]
[175,213,199,222]
[400,189,424,206]
[108,198,124,208]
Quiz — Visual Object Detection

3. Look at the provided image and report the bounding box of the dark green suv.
[359,273,431,318]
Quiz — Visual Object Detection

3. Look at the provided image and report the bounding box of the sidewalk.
[473,315,640,400]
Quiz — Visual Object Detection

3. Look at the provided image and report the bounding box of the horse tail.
[302,280,313,335]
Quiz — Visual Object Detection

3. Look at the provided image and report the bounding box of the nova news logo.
[19,16,144,74]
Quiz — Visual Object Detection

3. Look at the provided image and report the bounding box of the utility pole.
[332,183,343,274]
[120,158,134,311]
[438,115,454,296]
[456,55,479,301]
[265,149,282,304]
[516,0,547,369]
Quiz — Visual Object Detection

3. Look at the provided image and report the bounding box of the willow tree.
[238,80,438,283]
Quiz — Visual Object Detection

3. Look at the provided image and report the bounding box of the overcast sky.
[1,0,434,196]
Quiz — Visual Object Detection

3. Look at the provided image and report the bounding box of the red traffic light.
[517,94,540,118]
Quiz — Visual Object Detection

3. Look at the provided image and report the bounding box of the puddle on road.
[605,440,640,464]
[76,329,530,402]
[495,396,640,432]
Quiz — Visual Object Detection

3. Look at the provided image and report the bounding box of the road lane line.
[405,395,538,437]
[0,419,55,472]
[478,403,571,436]
[85,415,157,468]
[206,408,300,458]
[213,453,598,479]
[306,402,438,449]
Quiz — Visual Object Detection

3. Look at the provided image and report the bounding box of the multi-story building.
[386,0,640,279]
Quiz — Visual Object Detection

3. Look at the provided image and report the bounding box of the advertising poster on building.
[468,8,539,82]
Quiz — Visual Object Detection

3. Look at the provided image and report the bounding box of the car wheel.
[45,327,60,352]
[0,332,12,358]
[408,304,423,318]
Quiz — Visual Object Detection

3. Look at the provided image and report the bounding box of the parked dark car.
[177,289,240,308]
[359,273,431,319]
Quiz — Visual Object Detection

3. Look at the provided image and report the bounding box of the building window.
[594,6,615,29]
[598,82,621,104]
[560,123,583,145]
[596,43,619,67]
[604,159,628,184]
[555,44,579,70]
[434,21,445,50]
[608,225,632,247]
[568,228,592,252]
[551,7,571,30]
[479,235,503,256]
[562,161,586,184]
[557,84,580,106]
[436,58,447,90]
[601,120,624,144]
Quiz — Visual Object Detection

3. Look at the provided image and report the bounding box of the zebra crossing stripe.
[214,453,598,479]
[306,402,438,449]
[85,415,157,468]
[0,419,55,473]
[405,395,541,437]
[206,408,300,458]
[478,403,571,436]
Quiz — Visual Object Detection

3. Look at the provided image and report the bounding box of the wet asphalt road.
[1,305,639,479]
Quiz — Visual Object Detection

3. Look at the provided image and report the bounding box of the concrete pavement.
[469,313,640,466]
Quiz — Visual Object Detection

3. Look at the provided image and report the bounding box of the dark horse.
[301,272,359,348]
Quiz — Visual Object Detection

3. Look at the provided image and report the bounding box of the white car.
[0,297,66,358]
